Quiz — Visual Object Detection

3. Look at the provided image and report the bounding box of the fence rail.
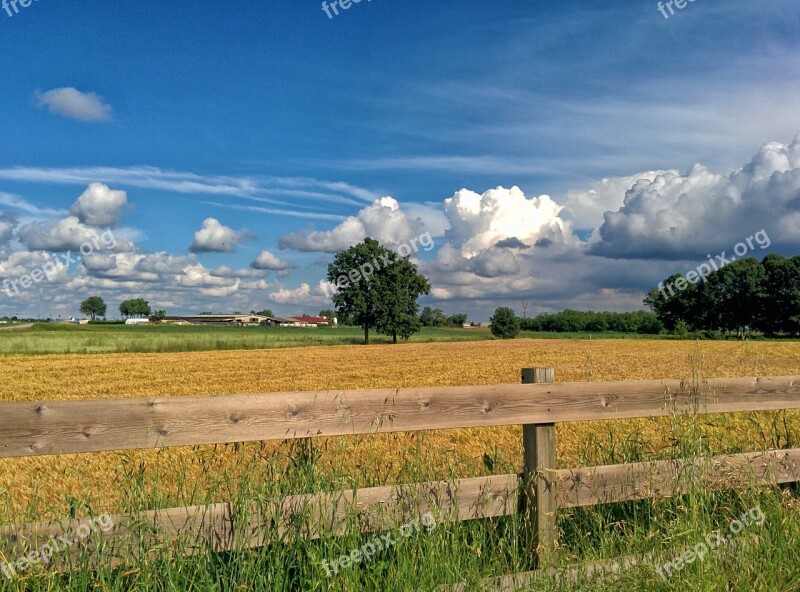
[2,370,799,584]
[1,375,798,458]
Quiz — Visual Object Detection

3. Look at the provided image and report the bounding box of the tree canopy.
[119,298,152,319]
[489,306,520,339]
[327,238,430,344]
[645,255,800,337]
[79,296,106,321]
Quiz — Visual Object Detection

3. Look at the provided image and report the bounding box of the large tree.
[79,296,106,321]
[327,238,430,344]
[375,257,431,343]
[119,298,152,319]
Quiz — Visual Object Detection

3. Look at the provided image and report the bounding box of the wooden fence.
[1,370,800,585]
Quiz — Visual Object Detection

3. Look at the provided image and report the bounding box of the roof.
[291,316,331,323]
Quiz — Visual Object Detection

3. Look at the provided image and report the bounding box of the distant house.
[125,318,150,325]
[291,316,336,327]
[169,314,269,327]
[266,316,302,327]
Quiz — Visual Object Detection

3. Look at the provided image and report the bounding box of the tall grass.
[2,349,799,591]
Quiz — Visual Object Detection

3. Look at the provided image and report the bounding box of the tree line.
[644,254,800,337]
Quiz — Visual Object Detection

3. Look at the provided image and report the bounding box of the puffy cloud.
[560,171,673,230]
[278,197,420,252]
[70,183,128,226]
[268,281,332,306]
[251,250,289,271]
[35,87,112,122]
[210,265,266,279]
[443,186,575,257]
[0,212,18,245]
[189,218,255,253]
[17,216,129,252]
[590,135,800,259]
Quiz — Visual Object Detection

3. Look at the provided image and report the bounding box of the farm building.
[169,314,269,327]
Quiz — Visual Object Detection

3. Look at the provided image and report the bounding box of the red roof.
[291,316,330,323]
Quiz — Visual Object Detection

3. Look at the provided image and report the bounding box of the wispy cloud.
[202,201,345,222]
[0,192,66,218]
[0,166,380,214]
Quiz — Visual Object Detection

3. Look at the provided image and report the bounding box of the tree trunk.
[392,331,397,344]
[363,324,369,345]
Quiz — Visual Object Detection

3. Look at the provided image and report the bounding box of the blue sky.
[1,0,799,319]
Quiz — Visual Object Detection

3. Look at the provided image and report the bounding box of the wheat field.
[2,338,799,521]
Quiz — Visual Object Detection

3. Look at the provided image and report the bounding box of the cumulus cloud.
[189,218,255,253]
[590,135,800,259]
[17,216,131,252]
[443,186,575,257]
[35,87,112,122]
[278,197,420,253]
[70,183,128,226]
[211,265,266,279]
[268,281,332,306]
[560,171,674,230]
[251,250,290,271]
[0,212,18,245]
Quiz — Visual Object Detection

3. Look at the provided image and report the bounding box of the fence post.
[521,367,558,566]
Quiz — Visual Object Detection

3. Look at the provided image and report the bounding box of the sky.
[0,0,799,321]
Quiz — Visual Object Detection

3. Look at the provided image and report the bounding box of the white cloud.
[17,216,131,252]
[590,134,800,259]
[443,186,575,257]
[189,218,254,253]
[211,265,266,279]
[560,171,674,230]
[70,183,128,226]
[0,212,17,245]
[251,250,289,271]
[35,87,112,122]
[278,197,420,253]
[268,281,332,307]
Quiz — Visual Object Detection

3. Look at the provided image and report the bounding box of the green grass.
[1,402,799,591]
[0,324,672,356]
[0,324,498,355]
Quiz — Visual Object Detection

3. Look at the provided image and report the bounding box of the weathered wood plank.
[1,376,798,457]
[521,368,558,565]
[2,448,797,573]
[557,447,800,508]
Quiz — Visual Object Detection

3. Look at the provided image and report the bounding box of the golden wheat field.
[2,338,800,521]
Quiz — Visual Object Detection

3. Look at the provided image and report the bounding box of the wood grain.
[1,376,798,457]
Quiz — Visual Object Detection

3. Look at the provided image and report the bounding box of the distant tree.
[449,313,468,327]
[319,309,336,319]
[79,296,106,321]
[254,309,274,317]
[419,306,436,327]
[758,254,800,336]
[489,306,520,339]
[419,306,448,327]
[119,298,151,319]
[149,310,167,322]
